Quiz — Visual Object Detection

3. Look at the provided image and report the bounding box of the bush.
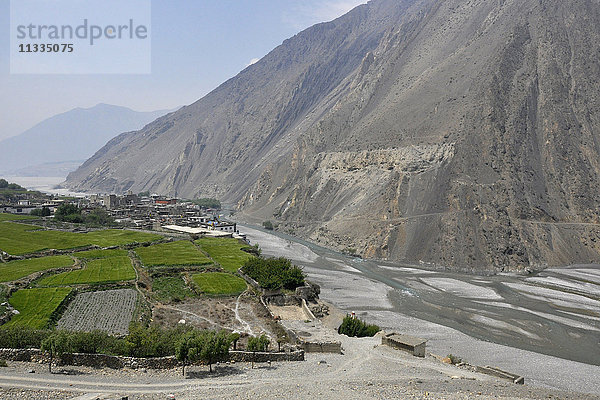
[0,326,51,349]
[262,221,274,230]
[338,315,380,337]
[242,257,305,291]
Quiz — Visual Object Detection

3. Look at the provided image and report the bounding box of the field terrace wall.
[0,348,304,369]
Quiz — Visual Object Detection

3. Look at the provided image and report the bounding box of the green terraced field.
[0,255,74,282]
[0,222,162,255]
[6,287,72,329]
[192,272,247,296]
[37,256,135,286]
[74,248,129,259]
[196,237,254,272]
[135,241,212,267]
[0,213,36,222]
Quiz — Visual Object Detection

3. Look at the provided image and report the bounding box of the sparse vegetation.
[135,241,212,267]
[338,315,380,337]
[192,272,247,296]
[0,255,74,282]
[242,257,305,291]
[151,275,196,302]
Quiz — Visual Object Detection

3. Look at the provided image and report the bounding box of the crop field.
[0,213,35,222]
[151,275,196,302]
[37,256,135,286]
[196,237,254,272]
[192,272,247,296]
[6,287,72,329]
[74,249,129,259]
[57,289,137,335]
[0,255,74,282]
[135,240,212,267]
[0,222,161,255]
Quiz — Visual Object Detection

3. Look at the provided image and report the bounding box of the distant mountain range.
[0,103,177,176]
[64,0,600,272]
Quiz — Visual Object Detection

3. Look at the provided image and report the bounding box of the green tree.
[229,332,241,350]
[0,179,7,189]
[196,330,231,372]
[175,330,200,376]
[84,208,114,226]
[54,204,82,222]
[41,331,73,373]
[247,334,270,369]
[30,207,51,217]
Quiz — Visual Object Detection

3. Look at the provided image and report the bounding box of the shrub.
[447,354,462,365]
[262,221,274,230]
[0,326,51,349]
[338,315,380,337]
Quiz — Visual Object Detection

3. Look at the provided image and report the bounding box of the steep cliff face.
[67,0,600,271]
[239,0,600,272]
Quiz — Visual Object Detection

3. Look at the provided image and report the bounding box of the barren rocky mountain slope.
[65,0,600,272]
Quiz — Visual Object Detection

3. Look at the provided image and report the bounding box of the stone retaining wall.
[0,348,304,369]
[299,341,342,353]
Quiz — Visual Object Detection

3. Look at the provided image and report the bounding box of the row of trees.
[242,257,305,291]
[0,325,273,375]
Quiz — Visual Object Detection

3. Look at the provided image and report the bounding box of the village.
[0,187,240,238]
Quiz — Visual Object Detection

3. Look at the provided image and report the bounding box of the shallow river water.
[239,224,600,394]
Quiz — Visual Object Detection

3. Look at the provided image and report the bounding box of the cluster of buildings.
[89,193,238,235]
[2,191,240,238]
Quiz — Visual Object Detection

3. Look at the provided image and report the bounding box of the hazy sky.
[0,0,368,141]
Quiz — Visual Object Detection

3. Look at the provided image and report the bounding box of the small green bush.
[338,315,380,337]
